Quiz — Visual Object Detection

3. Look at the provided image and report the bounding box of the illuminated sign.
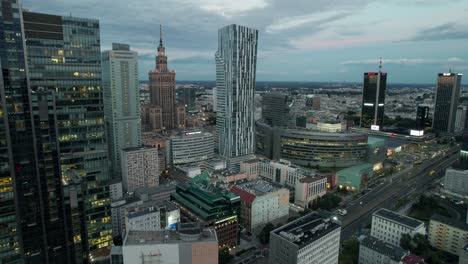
[364,103,374,106]
[443,73,452,76]
[371,125,380,131]
[378,103,384,106]
[184,131,202,136]
[410,130,424,137]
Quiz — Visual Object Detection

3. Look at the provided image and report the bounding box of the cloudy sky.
[23,0,468,84]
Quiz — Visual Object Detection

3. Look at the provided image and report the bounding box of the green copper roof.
[368,137,386,148]
[337,163,373,176]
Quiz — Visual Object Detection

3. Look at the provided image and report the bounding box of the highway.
[339,146,460,241]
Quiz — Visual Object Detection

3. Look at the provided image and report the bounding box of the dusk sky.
[23,0,468,84]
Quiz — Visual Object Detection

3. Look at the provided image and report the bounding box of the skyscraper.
[102,43,141,179]
[177,86,196,111]
[262,92,291,127]
[149,26,176,130]
[415,106,430,131]
[360,62,387,130]
[215,24,258,169]
[433,73,462,134]
[23,10,113,262]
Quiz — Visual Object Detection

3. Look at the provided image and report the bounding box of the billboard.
[371,125,380,131]
[410,130,424,137]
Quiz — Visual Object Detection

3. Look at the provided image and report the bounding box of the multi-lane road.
[339,146,461,241]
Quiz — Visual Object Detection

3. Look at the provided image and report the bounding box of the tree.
[317,194,342,211]
[219,247,234,264]
[339,237,359,264]
[400,233,412,250]
[257,223,275,245]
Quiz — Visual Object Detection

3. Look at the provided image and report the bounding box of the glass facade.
[23,11,112,262]
[360,72,387,129]
[433,73,462,134]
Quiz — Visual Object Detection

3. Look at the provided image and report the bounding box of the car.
[359,201,363,205]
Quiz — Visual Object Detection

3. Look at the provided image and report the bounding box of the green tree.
[219,247,234,264]
[400,233,412,250]
[339,237,359,264]
[317,194,342,210]
[257,223,275,245]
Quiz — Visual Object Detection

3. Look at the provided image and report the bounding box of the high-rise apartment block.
[361,67,387,130]
[149,26,177,130]
[121,146,161,192]
[23,10,113,262]
[269,212,341,264]
[428,214,468,256]
[215,24,258,169]
[102,43,141,179]
[433,73,462,134]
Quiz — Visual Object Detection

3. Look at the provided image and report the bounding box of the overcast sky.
[23,0,468,84]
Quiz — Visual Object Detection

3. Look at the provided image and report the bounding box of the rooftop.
[431,214,468,231]
[374,209,424,229]
[299,175,326,184]
[122,146,158,152]
[361,236,408,261]
[124,227,217,246]
[337,163,373,176]
[401,254,426,264]
[233,180,283,196]
[273,212,340,249]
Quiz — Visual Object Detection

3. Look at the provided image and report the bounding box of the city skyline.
[23,0,468,84]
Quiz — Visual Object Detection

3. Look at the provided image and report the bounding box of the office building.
[177,86,197,110]
[367,137,387,171]
[428,214,468,256]
[102,43,141,179]
[358,236,409,264]
[212,87,218,112]
[24,10,113,262]
[456,104,468,133]
[171,173,241,247]
[294,176,327,208]
[433,73,462,133]
[230,181,289,232]
[122,146,161,192]
[306,95,321,110]
[176,104,186,128]
[149,26,177,129]
[262,92,291,127]
[337,163,374,192]
[360,67,387,130]
[215,24,258,168]
[269,212,341,264]
[443,169,468,198]
[415,106,430,131]
[125,205,161,232]
[371,209,426,247]
[120,224,218,264]
[166,131,214,166]
[256,121,369,168]
[256,159,307,188]
[141,104,163,131]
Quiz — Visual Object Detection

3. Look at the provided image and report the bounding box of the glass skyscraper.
[433,73,462,134]
[215,24,258,167]
[360,71,387,130]
[23,10,112,263]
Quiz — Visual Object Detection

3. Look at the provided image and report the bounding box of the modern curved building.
[167,131,214,166]
[256,121,368,168]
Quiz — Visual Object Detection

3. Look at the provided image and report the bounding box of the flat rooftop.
[273,212,340,249]
[124,228,217,246]
[361,236,408,261]
[374,209,424,229]
[234,180,283,196]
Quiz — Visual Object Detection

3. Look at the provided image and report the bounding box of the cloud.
[408,23,468,41]
[265,11,349,33]
[341,58,465,65]
[194,0,269,17]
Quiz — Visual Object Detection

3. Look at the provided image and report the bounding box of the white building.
[109,181,123,200]
[119,224,218,264]
[125,205,161,232]
[166,131,214,166]
[294,176,327,208]
[269,212,341,264]
[443,168,468,197]
[102,43,141,179]
[371,209,426,247]
[359,236,409,264]
[230,180,289,232]
[121,146,161,192]
[215,24,258,170]
[257,159,307,188]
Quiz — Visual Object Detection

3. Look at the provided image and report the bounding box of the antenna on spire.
[379,57,383,73]
[159,24,163,46]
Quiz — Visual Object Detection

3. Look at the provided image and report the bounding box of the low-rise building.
[230,181,289,233]
[443,169,468,198]
[371,209,426,247]
[125,205,161,232]
[428,214,468,256]
[166,131,214,166]
[120,224,218,264]
[337,163,374,192]
[359,236,409,264]
[257,159,307,188]
[294,176,327,208]
[269,212,341,264]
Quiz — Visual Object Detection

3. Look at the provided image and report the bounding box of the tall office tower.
[415,106,430,131]
[455,104,467,133]
[102,43,141,179]
[23,11,113,262]
[215,24,258,168]
[175,104,186,129]
[433,73,462,134]
[177,87,196,111]
[360,62,387,130]
[212,87,217,112]
[149,26,176,130]
[262,92,291,127]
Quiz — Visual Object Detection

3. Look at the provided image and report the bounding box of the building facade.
[24,10,112,262]
[230,181,289,232]
[433,73,462,134]
[294,176,327,208]
[443,169,468,198]
[262,92,291,127]
[416,106,430,131]
[121,146,161,192]
[269,212,341,264]
[371,209,426,247]
[456,104,467,133]
[361,71,387,130]
[215,24,258,163]
[166,131,214,166]
[149,26,177,129]
[359,236,409,264]
[177,86,196,111]
[428,214,468,256]
[102,43,141,179]
[337,163,374,192]
[141,104,163,131]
